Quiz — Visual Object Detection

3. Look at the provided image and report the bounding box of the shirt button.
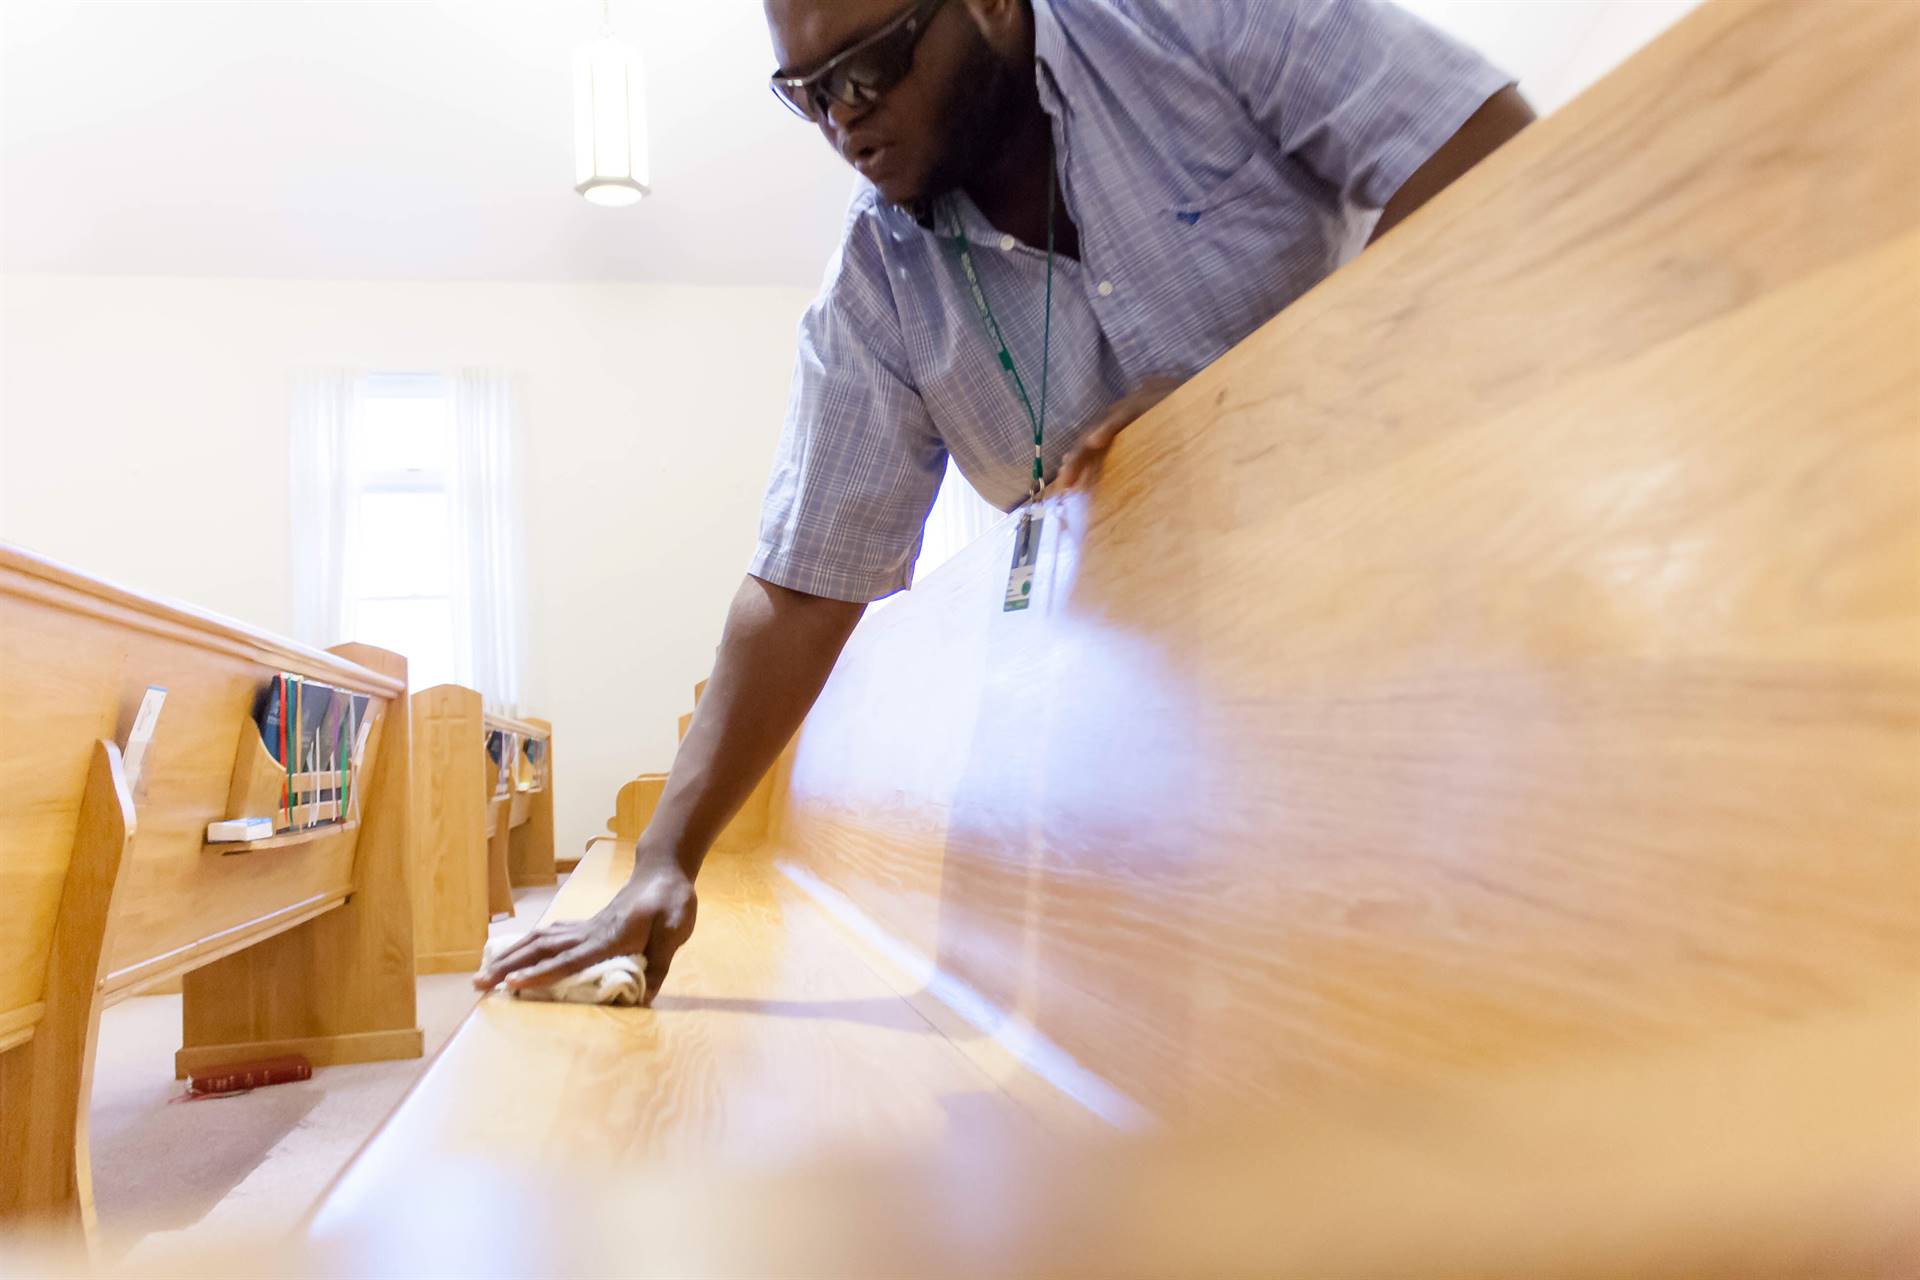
[1098,280,1115,297]
[999,234,1017,252]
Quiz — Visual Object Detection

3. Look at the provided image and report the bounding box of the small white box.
[208,817,275,843]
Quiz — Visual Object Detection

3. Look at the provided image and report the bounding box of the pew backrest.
[762,0,1920,1124]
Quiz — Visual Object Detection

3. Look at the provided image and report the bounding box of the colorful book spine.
[280,674,291,830]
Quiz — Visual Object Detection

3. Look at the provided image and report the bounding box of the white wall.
[0,274,812,861]
[1401,0,1706,115]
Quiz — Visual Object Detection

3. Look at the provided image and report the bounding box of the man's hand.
[472,854,698,1005]
[1056,378,1183,489]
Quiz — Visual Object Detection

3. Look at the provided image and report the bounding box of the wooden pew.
[410,688,559,965]
[584,773,665,861]
[581,678,771,866]
[408,684,491,972]
[769,0,1920,1124]
[310,0,1917,1266]
[0,545,421,1243]
[483,711,555,891]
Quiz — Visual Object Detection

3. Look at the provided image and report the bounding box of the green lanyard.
[943,161,1058,505]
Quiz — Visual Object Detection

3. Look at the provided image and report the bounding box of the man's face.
[765,0,1019,208]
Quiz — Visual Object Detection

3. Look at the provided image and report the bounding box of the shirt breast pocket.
[1168,148,1277,226]
[1155,146,1332,360]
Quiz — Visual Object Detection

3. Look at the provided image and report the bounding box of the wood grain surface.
[0,741,133,1242]
[314,840,1040,1212]
[409,685,490,973]
[507,715,558,886]
[301,1,1917,1270]
[300,974,1919,1277]
[177,643,422,1078]
[769,0,1920,1123]
[0,548,400,1020]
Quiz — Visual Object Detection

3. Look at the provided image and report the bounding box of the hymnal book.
[252,675,289,764]
[252,673,296,829]
[188,1055,312,1097]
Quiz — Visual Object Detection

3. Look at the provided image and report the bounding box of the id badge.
[1004,510,1043,613]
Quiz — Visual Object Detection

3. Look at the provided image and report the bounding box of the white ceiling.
[0,0,855,287]
[0,0,1700,288]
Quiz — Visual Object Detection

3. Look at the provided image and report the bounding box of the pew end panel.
[409,684,490,975]
[0,742,134,1245]
[613,774,666,846]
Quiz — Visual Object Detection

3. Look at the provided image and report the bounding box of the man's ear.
[962,0,1033,61]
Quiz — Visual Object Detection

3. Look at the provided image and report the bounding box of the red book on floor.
[189,1054,312,1096]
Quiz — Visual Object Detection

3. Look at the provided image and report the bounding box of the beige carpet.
[91,883,561,1265]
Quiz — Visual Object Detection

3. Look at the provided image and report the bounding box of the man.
[478,0,1532,1000]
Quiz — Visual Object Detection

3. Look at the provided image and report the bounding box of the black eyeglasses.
[770,0,949,124]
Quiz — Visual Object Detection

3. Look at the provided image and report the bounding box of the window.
[351,374,457,690]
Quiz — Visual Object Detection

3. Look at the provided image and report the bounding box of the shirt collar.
[1031,0,1070,112]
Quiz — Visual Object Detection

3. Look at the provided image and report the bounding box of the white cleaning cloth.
[481,938,646,1007]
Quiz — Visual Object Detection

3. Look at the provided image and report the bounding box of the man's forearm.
[636,574,866,878]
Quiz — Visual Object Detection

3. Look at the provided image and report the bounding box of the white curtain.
[449,369,529,717]
[913,458,1005,581]
[289,371,362,649]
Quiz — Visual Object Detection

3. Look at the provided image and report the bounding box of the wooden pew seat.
[311,840,1917,1275]
[317,840,1048,1196]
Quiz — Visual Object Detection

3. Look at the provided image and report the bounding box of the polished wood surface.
[0,742,133,1244]
[177,643,422,1077]
[301,940,1916,1277]
[223,723,286,824]
[769,0,1920,1124]
[0,546,394,1022]
[478,710,557,889]
[307,0,1915,1268]
[506,715,557,886]
[18,996,1918,1279]
[611,773,665,847]
[484,797,514,919]
[317,840,1040,1191]
[481,710,543,741]
[303,987,1911,1279]
[409,685,490,974]
[1,545,422,1238]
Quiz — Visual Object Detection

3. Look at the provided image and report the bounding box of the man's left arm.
[1370,84,1534,243]
[1188,0,1526,227]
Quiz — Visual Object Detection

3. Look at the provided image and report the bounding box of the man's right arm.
[473,573,865,1001]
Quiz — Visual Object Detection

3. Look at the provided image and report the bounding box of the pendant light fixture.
[574,0,650,206]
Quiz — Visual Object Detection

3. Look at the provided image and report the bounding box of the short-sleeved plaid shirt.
[751,0,1512,602]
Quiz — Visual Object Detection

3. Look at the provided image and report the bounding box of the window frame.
[350,373,457,687]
